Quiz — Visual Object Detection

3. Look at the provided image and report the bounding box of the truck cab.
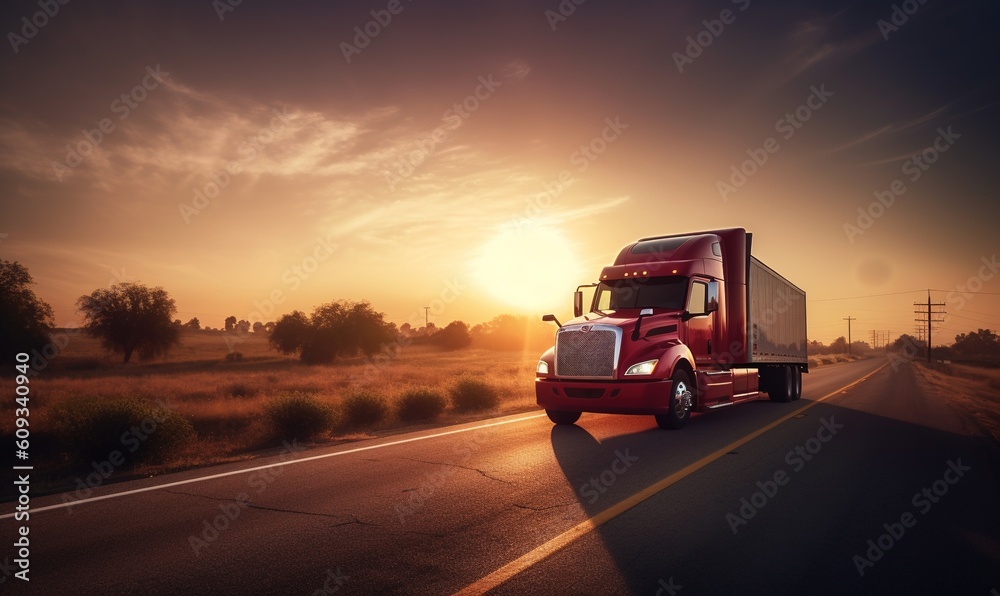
[535,228,807,429]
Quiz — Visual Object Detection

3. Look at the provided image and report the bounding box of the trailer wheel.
[655,370,693,430]
[546,410,581,425]
[791,367,802,401]
[768,366,794,403]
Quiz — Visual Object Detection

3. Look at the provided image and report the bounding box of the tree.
[225,315,237,332]
[252,321,265,334]
[77,282,180,363]
[432,321,472,350]
[0,260,54,365]
[471,314,554,351]
[889,334,924,356]
[269,300,397,364]
[185,317,200,330]
[236,319,250,334]
[263,321,276,333]
[953,329,1000,356]
[829,336,848,354]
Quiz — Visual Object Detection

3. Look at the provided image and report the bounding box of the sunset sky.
[1,0,998,345]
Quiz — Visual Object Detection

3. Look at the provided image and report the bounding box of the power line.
[808,289,924,303]
[945,312,1000,326]
[957,308,1000,319]
[928,289,1000,295]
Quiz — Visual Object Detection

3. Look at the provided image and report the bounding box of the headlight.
[536,360,549,374]
[625,359,658,376]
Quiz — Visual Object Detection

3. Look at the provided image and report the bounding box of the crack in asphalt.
[512,501,576,512]
[163,489,250,504]
[397,457,514,485]
[243,504,377,527]
[163,489,377,526]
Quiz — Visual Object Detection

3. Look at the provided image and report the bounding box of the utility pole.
[423,306,430,329]
[871,330,877,350]
[914,290,946,362]
[843,316,856,356]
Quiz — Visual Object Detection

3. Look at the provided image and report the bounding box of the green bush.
[450,377,500,412]
[53,396,194,468]
[342,390,389,428]
[264,392,335,441]
[397,388,447,422]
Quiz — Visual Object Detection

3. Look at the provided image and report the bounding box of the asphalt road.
[3,356,999,595]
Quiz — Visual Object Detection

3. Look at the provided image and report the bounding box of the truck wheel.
[546,410,581,425]
[791,367,802,401]
[655,370,693,430]
[768,366,793,403]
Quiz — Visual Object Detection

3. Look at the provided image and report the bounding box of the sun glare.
[473,225,585,313]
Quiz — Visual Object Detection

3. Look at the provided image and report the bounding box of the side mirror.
[573,291,584,318]
[707,280,719,313]
[632,308,655,340]
[542,314,562,327]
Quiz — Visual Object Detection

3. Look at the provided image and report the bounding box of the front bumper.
[535,377,672,415]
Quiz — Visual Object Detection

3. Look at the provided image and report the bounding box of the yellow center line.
[454,361,889,595]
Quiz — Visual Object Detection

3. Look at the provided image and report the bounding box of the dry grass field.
[2,329,877,493]
[915,360,1000,444]
[2,329,542,491]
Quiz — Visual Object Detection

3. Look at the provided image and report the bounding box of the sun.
[472,224,585,313]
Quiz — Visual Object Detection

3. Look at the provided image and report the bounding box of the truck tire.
[655,370,693,430]
[546,410,581,425]
[768,366,794,403]
[791,366,802,401]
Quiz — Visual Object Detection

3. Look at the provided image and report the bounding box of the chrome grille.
[555,325,620,378]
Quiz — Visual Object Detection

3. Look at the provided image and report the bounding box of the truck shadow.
[536,396,1000,595]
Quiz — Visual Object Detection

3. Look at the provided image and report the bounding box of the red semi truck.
[535,227,807,429]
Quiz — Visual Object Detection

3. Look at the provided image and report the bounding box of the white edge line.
[1,413,548,519]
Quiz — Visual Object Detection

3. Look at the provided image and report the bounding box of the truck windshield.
[593,276,688,311]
